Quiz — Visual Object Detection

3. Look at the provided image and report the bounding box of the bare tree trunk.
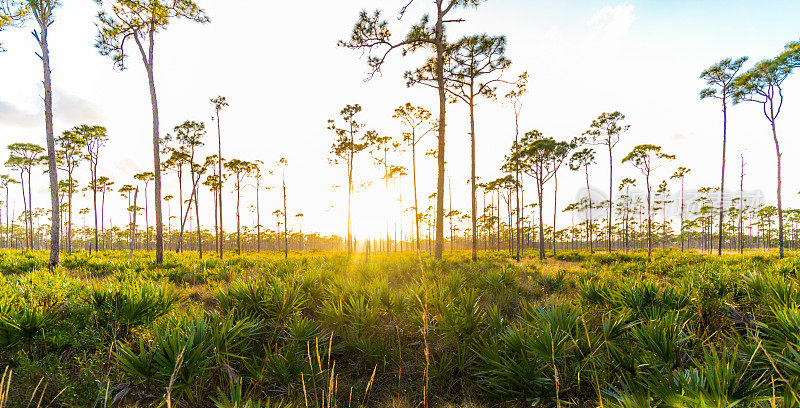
[0,191,3,248]
[433,0,446,261]
[646,175,652,259]
[506,192,512,254]
[607,146,613,253]
[449,180,454,253]
[514,112,521,261]
[552,172,558,256]
[537,183,545,260]
[772,120,784,259]
[216,109,224,258]
[138,29,164,264]
[283,177,288,259]
[176,171,184,253]
[624,192,629,252]
[213,183,219,256]
[67,171,73,255]
[176,177,199,253]
[483,190,486,252]
[27,170,33,249]
[521,188,525,251]
[36,22,60,269]
[385,150,390,256]
[680,179,685,252]
[194,181,202,259]
[718,101,727,255]
[470,98,477,262]
[236,181,241,254]
[100,183,105,251]
[3,188,7,249]
[256,179,261,252]
[144,183,149,251]
[739,154,744,254]
[412,142,421,252]
[129,188,138,260]
[496,192,500,250]
[19,171,28,251]
[347,156,353,256]
[585,167,593,254]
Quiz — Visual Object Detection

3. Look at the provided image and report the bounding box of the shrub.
[115,316,213,401]
[89,281,182,338]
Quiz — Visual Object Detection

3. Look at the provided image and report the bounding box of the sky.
[0,0,799,239]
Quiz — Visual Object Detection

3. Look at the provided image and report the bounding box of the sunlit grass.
[0,249,799,406]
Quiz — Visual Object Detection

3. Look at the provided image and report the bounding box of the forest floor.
[0,248,798,407]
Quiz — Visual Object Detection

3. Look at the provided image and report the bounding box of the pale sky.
[0,0,799,239]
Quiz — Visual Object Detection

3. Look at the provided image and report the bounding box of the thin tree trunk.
[27,169,33,249]
[385,149,391,256]
[496,192,500,250]
[37,22,59,269]
[216,108,224,258]
[177,170,184,252]
[646,175,652,259]
[739,155,744,254]
[283,177,288,259]
[194,181,202,259]
[236,180,241,254]
[145,182,149,251]
[176,176,199,253]
[552,172,558,256]
[67,170,73,255]
[137,29,164,264]
[100,184,105,251]
[412,142,421,253]
[213,183,219,255]
[470,98,477,262]
[585,167,593,254]
[514,111,521,261]
[434,0,446,261]
[624,190,629,252]
[680,179,685,252]
[507,192,512,254]
[19,171,28,251]
[772,120,784,259]
[607,145,613,253]
[0,200,2,249]
[347,151,353,256]
[448,177,453,253]
[129,188,138,260]
[718,102,727,255]
[3,188,7,249]
[537,183,545,260]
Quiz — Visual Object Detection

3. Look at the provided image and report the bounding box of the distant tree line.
[1,0,799,263]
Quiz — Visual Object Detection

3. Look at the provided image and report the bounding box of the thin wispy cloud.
[53,89,103,125]
[587,4,636,44]
[0,99,39,128]
[0,90,101,130]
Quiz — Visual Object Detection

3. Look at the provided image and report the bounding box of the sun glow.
[349,186,409,242]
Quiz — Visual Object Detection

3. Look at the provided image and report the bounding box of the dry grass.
[510,256,582,275]
[185,285,218,311]
[373,397,488,408]
[538,259,583,276]
[0,368,66,408]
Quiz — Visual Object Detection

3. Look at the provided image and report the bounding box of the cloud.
[53,89,103,124]
[0,89,101,130]
[109,158,141,177]
[670,133,689,141]
[0,99,39,127]
[587,4,635,43]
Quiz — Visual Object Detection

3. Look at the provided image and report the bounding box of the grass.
[0,248,799,406]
